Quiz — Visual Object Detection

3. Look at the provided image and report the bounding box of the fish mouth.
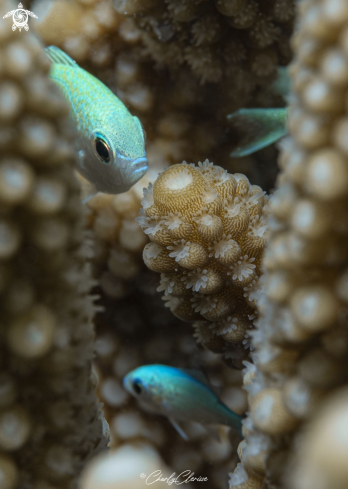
[123,374,130,392]
[111,155,148,192]
[129,156,148,184]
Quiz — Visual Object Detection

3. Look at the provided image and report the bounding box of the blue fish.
[123,364,243,439]
[45,46,148,195]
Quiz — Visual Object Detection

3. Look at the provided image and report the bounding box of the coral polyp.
[138,161,269,367]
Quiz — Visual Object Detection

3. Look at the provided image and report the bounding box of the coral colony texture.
[227,0,348,488]
[113,0,295,84]
[0,12,108,489]
[83,167,248,488]
[137,161,269,369]
[31,0,296,185]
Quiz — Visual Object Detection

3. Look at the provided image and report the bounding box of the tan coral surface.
[290,387,348,489]
[0,11,108,489]
[137,161,269,368]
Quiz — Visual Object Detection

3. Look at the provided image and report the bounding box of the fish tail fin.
[228,108,288,157]
[45,46,76,67]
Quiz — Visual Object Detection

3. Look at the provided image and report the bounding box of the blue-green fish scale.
[50,65,143,160]
[45,46,147,194]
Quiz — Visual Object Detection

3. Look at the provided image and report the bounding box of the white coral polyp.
[198,160,229,184]
[164,212,183,230]
[244,434,271,457]
[141,183,154,209]
[224,198,242,218]
[185,268,208,292]
[162,295,182,311]
[229,463,249,487]
[209,316,238,335]
[145,220,164,236]
[202,186,218,204]
[192,210,215,227]
[229,255,256,281]
[136,209,163,235]
[193,321,213,343]
[243,278,261,302]
[245,190,265,206]
[214,167,229,184]
[209,234,234,258]
[135,208,148,228]
[249,216,268,238]
[243,360,257,378]
[143,242,163,260]
[167,240,190,261]
[242,332,254,351]
[157,273,176,295]
[164,167,193,190]
[198,159,214,172]
[191,294,217,314]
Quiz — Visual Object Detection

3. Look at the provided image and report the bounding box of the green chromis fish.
[45,46,148,194]
[228,108,288,157]
[228,66,290,157]
[123,364,243,440]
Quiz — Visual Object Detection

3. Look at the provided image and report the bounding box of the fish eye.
[94,135,111,164]
[132,378,143,395]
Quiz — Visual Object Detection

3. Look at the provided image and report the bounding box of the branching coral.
[228,0,348,487]
[138,161,269,368]
[0,14,108,489]
[114,0,295,84]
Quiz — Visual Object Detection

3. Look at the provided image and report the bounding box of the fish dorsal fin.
[45,46,77,67]
[179,368,223,396]
[179,368,211,388]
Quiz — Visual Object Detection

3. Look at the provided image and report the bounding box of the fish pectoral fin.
[228,108,288,157]
[169,418,189,441]
[45,46,77,67]
[81,194,96,205]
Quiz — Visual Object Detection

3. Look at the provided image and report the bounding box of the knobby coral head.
[137,160,270,368]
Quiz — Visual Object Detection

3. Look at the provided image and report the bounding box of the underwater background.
[2,0,348,488]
